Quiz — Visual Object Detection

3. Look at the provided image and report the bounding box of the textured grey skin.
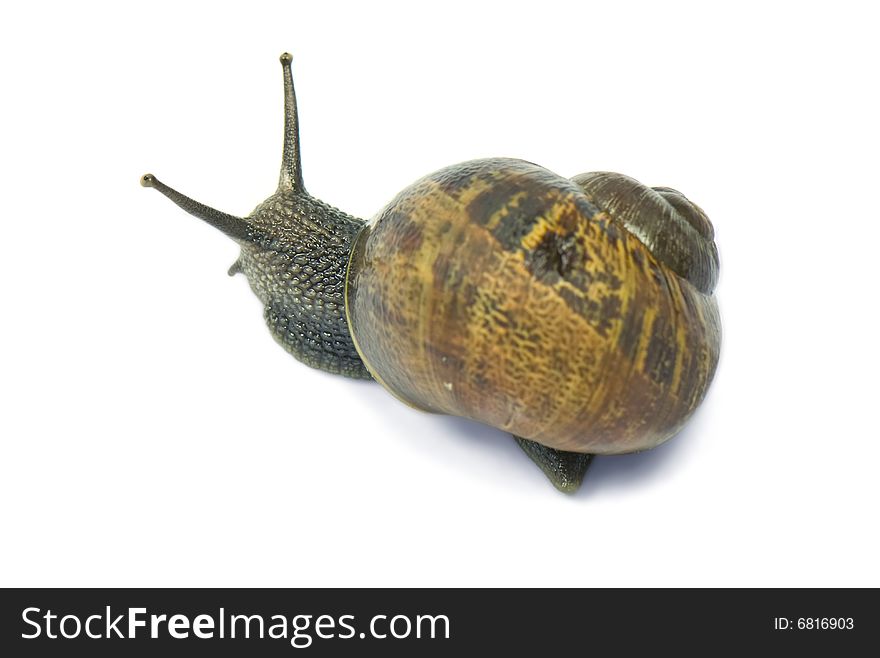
[142,53,371,380]
[142,53,605,491]
[140,170,369,380]
[236,192,370,378]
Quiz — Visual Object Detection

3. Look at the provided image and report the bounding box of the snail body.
[142,54,721,492]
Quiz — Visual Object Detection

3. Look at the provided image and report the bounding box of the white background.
[1,1,878,587]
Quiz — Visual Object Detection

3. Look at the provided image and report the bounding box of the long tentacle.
[278,52,305,193]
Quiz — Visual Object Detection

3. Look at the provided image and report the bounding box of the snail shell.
[346,158,720,454]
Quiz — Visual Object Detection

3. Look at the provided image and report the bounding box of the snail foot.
[513,435,593,494]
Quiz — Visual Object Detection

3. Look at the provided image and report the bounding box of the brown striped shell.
[345,158,720,454]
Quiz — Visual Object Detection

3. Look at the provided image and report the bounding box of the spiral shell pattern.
[346,158,720,454]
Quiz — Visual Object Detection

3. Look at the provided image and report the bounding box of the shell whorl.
[571,172,719,294]
[346,158,721,454]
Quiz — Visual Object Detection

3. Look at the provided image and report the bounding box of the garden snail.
[141,53,721,493]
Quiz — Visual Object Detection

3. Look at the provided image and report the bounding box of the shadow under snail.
[141,53,721,493]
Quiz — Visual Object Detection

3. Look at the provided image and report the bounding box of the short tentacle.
[140,173,255,243]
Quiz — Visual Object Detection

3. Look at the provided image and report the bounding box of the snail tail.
[513,435,593,494]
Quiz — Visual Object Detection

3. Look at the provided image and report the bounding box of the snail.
[142,53,721,493]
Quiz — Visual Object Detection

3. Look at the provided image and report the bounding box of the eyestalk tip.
[279,52,292,66]
[141,173,157,188]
